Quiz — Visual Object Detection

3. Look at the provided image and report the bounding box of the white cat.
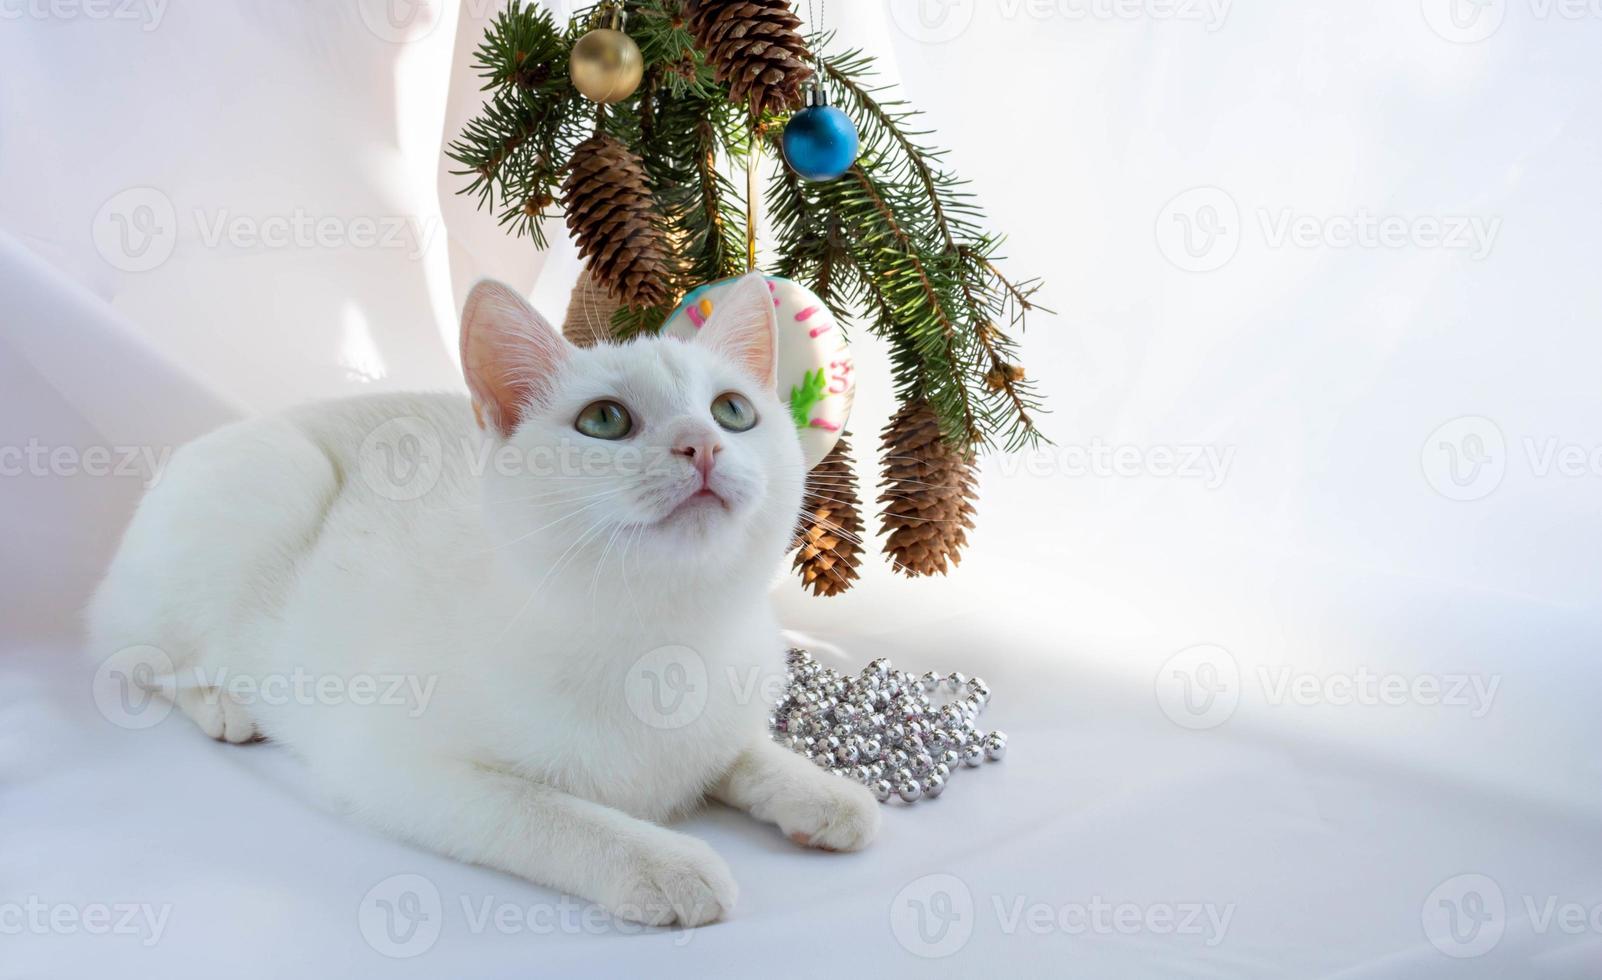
[87,272,879,927]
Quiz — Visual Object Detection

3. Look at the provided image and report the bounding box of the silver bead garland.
[770,649,1007,805]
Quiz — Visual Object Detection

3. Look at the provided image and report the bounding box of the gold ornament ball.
[569,28,643,104]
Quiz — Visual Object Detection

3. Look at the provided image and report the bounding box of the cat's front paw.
[604,833,737,928]
[775,775,881,853]
[176,686,261,744]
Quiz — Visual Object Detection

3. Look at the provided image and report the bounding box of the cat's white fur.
[87,273,878,927]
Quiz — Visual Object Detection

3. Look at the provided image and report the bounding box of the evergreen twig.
[448,3,1048,452]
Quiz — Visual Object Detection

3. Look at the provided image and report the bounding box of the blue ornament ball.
[782,104,859,182]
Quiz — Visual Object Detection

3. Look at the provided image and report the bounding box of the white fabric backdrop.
[3,1,1600,977]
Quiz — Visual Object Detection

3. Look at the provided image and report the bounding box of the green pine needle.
[448,4,1049,454]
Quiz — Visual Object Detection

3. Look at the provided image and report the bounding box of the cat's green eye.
[711,392,757,433]
[575,400,633,440]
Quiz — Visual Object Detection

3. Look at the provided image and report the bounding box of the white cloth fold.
[3,1,1599,976]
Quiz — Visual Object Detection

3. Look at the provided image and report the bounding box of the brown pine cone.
[562,133,672,309]
[686,0,814,116]
[878,401,978,577]
[792,432,864,597]
[561,266,622,347]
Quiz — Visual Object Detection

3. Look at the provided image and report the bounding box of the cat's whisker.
[804,482,974,505]
[618,522,648,631]
[878,454,979,464]
[542,517,615,594]
[589,522,627,614]
[790,502,869,540]
[488,483,634,504]
[805,532,904,580]
[799,489,904,519]
[496,515,615,638]
[806,474,960,492]
[582,274,606,345]
[805,484,955,497]
[427,483,631,515]
[800,520,926,578]
[797,489,977,532]
[479,493,625,555]
[806,514,869,548]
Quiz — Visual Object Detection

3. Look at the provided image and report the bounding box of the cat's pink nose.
[672,437,722,482]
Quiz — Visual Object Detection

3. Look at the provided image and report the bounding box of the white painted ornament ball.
[660,275,854,469]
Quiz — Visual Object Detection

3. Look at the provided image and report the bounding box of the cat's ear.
[695,272,779,390]
[460,279,570,437]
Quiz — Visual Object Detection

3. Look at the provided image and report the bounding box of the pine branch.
[844,163,979,443]
[447,5,1050,451]
[445,2,587,248]
[825,57,961,248]
[604,1,747,337]
[820,46,1047,449]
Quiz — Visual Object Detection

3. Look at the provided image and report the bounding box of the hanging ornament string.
[783,0,858,183]
[808,0,825,70]
[747,0,827,270]
[746,113,760,271]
